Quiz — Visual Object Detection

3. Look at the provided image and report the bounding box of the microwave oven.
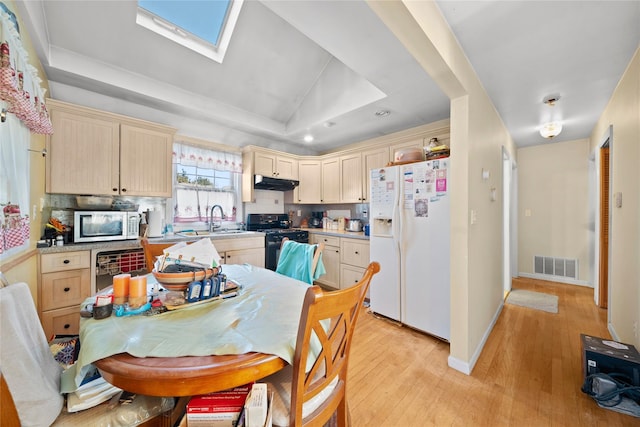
[74,211,140,243]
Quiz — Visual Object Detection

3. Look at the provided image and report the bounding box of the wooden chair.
[276,237,325,284]
[140,237,180,272]
[262,261,380,427]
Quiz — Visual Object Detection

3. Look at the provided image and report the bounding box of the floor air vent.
[534,256,578,280]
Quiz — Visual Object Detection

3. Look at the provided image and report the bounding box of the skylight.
[137,0,243,63]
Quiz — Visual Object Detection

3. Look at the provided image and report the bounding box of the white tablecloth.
[61,264,310,392]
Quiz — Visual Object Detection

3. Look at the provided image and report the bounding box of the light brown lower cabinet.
[39,251,91,338]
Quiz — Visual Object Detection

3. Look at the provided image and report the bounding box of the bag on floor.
[581,372,640,417]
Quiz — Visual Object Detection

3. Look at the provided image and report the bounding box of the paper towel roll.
[147,210,163,237]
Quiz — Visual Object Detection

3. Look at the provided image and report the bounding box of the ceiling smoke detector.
[374,110,390,117]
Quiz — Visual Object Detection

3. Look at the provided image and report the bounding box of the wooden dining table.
[67,264,309,397]
[95,351,286,396]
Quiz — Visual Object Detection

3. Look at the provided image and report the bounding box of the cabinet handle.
[64,287,70,292]
[113,187,118,192]
[63,259,70,264]
[355,251,359,255]
[121,188,127,192]
[63,324,70,330]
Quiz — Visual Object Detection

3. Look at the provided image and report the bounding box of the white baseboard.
[518,272,591,287]
[447,301,504,375]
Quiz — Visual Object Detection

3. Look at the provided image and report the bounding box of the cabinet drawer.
[340,265,366,289]
[41,269,91,311]
[314,235,340,247]
[41,306,81,339]
[340,239,370,268]
[41,251,91,273]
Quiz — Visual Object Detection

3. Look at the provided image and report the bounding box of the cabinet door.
[46,110,120,195]
[225,248,265,268]
[41,306,81,338]
[297,160,322,203]
[340,153,363,203]
[340,264,366,290]
[120,124,173,197]
[40,269,91,311]
[389,139,424,163]
[254,152,277,177]
[312,235,340,289]
[362,147,389,203]
[275,156,298,180]
[321,157,340,203]
[340,239,370,269]
[317,244,340,289]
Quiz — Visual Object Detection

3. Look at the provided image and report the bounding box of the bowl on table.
[152,267,217,292]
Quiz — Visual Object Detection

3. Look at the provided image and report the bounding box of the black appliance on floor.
[246,214,309,271]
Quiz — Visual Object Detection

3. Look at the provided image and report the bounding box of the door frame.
[502,147,517,296]
[591,125,612,315]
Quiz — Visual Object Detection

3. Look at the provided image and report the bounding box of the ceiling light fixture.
[542,94,561,106]
[303,134,314,143]
[539,121,563,139]
[539,94,563,138]
[375,110,390,117]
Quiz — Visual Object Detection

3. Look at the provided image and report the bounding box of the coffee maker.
[309,211,324,228]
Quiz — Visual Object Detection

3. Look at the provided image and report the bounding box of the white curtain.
[0,99,31,256]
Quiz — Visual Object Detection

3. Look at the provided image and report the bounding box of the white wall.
[589,46,640,347]
[517,139,591,284]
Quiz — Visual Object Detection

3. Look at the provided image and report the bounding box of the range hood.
[254,175,299,191]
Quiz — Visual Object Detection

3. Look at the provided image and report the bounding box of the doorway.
[502,147,517,296]
[598,143,610,309]
[591,125,612,310]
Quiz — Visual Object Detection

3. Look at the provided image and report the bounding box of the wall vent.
[533,256,578,280]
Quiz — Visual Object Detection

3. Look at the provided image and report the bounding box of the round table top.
[95,351,287,396]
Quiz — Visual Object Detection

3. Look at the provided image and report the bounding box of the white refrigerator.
[369,158,450,341]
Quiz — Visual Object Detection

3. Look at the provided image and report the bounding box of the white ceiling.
[16,1,640,153]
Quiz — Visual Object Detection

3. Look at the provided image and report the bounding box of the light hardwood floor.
[347,278,638,426]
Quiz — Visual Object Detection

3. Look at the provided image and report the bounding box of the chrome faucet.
[209,205,224,232]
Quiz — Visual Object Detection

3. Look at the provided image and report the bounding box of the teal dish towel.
[276,241,325,285]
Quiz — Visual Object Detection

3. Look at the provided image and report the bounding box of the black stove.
[246,214,309,270]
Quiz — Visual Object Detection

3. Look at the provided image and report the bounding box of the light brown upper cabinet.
[339,153,363,203]
[46,99,176,197]
[296,159,322,203]
[321,157,340,203]
[361,147,389,203]
[253,151,298,180]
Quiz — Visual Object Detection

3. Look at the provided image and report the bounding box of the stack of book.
[185,383,273,427]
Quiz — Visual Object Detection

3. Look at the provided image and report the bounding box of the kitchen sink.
[176,230,255,237]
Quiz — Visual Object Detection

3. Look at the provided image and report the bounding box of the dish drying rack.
[96,248,146,276]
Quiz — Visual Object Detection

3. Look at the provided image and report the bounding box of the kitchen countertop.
[38,232,266,254]
[303,228,369,240]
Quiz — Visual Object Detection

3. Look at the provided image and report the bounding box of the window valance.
[173,142,242,173]
[0,6,52,134]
